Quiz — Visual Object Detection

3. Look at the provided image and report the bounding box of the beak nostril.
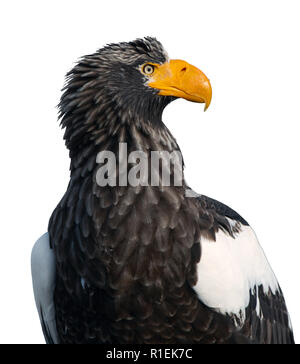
[181,67,187,73]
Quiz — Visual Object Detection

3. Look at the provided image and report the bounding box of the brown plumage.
[37,37,294,344]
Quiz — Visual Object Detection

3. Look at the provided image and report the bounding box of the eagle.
[31,37,294,344]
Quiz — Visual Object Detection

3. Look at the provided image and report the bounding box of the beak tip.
[204,99,211,112]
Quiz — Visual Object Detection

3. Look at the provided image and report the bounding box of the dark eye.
[142,64,155,75]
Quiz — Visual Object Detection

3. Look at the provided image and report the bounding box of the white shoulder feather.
[31,233,59,344]
[194,220,279,324]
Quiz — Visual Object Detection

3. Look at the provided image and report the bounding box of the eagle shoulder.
[192,195,294,344]
[31,233,59,344]
[195,222,279,318]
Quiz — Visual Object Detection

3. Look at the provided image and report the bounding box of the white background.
[0,0,299,344]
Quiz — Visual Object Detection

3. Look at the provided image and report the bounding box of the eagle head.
[59,37,212,151]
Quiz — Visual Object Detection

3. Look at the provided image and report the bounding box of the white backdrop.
[0,0,299,344]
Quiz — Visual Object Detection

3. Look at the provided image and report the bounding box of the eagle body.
[31,38,294,344]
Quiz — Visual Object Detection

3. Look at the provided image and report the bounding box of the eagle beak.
[148,60,212,111]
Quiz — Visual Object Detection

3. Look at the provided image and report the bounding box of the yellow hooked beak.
[147,59,212,111]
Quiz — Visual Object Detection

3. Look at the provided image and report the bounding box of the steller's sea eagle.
[31,37,294,344]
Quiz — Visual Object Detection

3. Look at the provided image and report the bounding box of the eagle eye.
[142,64,155,76]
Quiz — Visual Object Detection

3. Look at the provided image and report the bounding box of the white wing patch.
[194,220,279,324]
[31,233,59,344]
